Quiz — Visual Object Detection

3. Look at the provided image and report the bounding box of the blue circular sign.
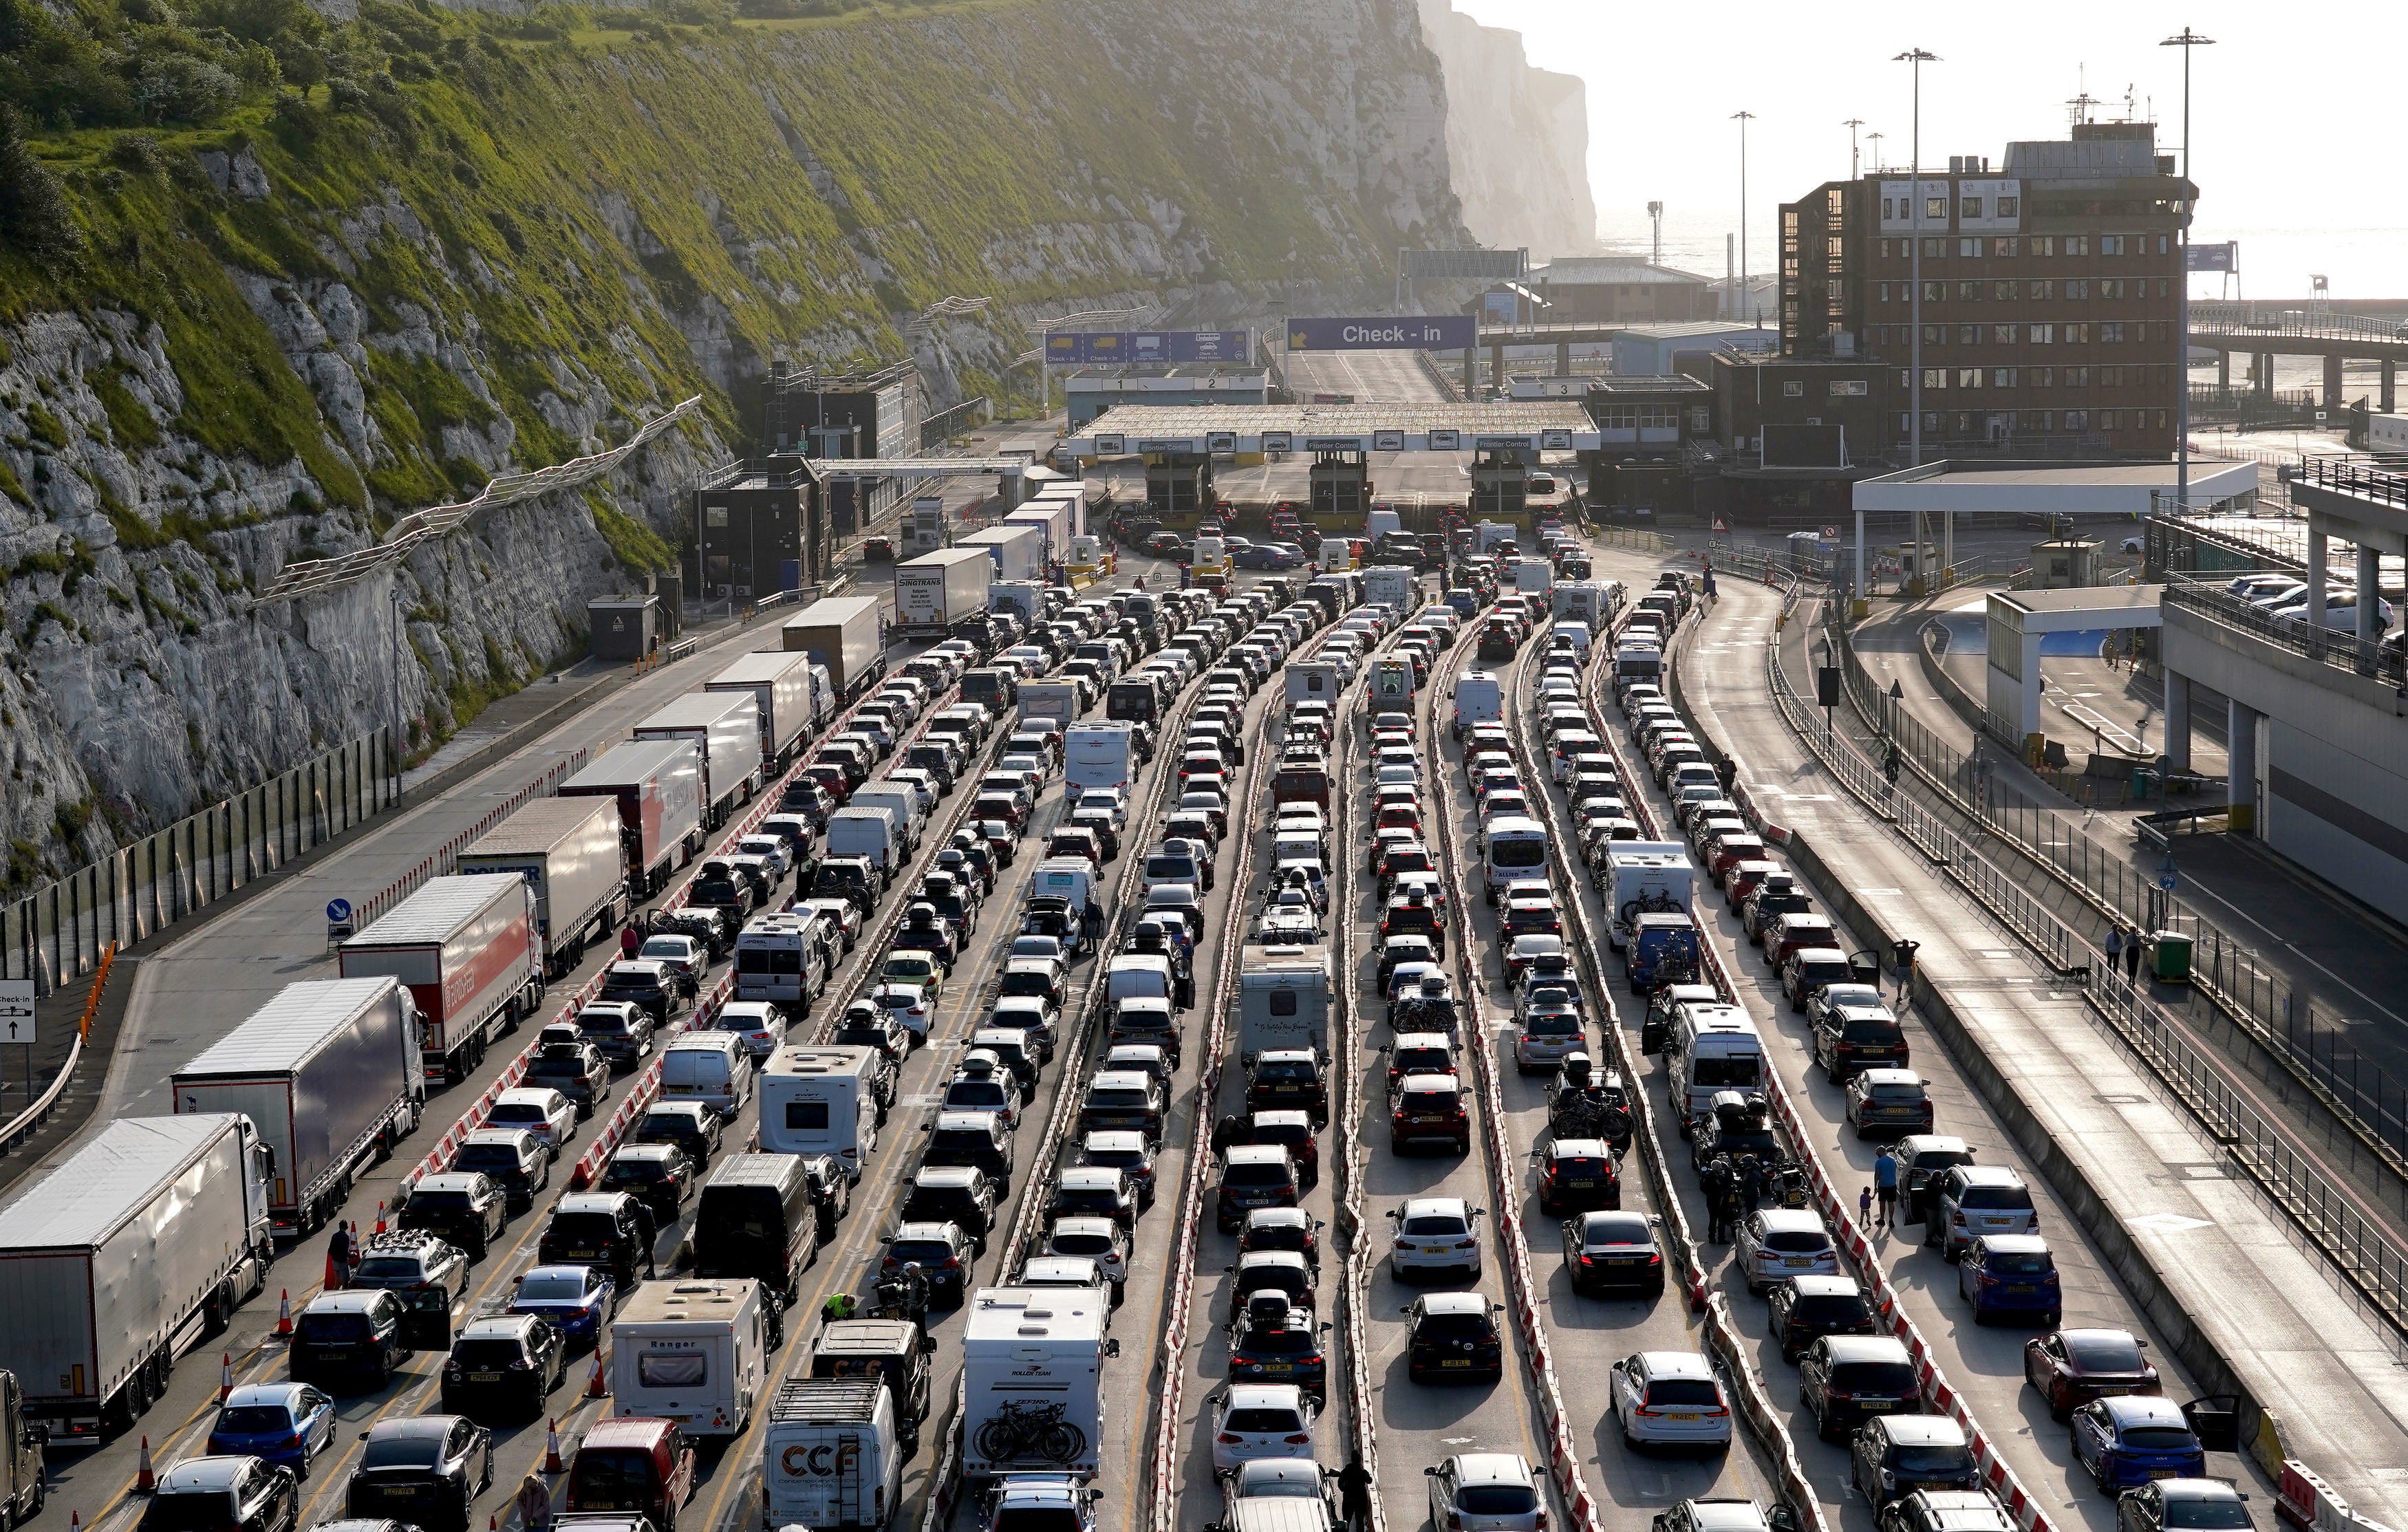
[325,898,354,923]
[2157,873,2178,892]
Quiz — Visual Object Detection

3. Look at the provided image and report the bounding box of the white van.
[762,1378,903,1532]
[1452,671,1505,739]
[608,1277,770,1436]
[662,1031,753,1116]
[1026,858,1098,914]
[824,806,901,871]
[1105,954,1176,1009]
[1481,815,1550,903]
[1665,1003,1764,1124]
[759,1046,881,1178]
[735,912,830,1008]
[847,784,924,855]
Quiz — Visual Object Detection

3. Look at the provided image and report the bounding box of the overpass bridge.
[2191,301,2408,409]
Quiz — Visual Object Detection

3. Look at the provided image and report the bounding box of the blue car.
[1444,588,1481,619]
[506,1264,616,1351]
[2071,1395,2207,1493]
[1958,1235,2061,1325]
[1233,543,1303,570]
[206,1382,337,1473]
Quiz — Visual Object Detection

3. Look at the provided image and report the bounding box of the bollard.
[546,1418,563,1474]
[585,1347,608,1399]
[219,1352,233,1401]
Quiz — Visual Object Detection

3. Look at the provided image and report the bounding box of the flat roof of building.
[1534,255,1712,287]
[1587,374,1713,395]
[1618,322,1777,341]
[1066,402,1600,454]
[1857,457,2258,513]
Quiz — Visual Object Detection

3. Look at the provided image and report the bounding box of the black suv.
[1766,1274,1877,1363]
[451,1129,551,1213]
[439,1317,566,1425]
[537,1192,658,1289]
[634,1101,722,1170]
[396,1173,510,1260]
[1245,1049,1329,1126]
[601,1143,696,1224]
[346,1416,493,1532]
[526,1037,612,1118]
[1401,1292,1505,1383]
[898,1167,998,1253]
[599,962,683,1026]
[140,1455,297,1532]
[686,861,757,918]
[350,1231,471,1348]
[575,1002,656,1069]
[808,856,882,916]
[291,1290,411,1390]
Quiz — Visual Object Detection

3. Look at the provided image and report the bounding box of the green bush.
[0,114,78,260]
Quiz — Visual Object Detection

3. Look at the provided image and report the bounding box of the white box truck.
[559,737,707,896]
[634,691,764,831]
[894,548,991,638]
[456,795,628,978]
[761,1379,903,1532]
[1238,945,1332,1061]
[783,596,886,703]
[706,651,828,770]
[338,874,544,1083]
[1362,565,1418,612]
[0,1114,272,1440]
[759,1047,883,1178]
[172,977,426,1238]
[1605,842,1695,950]
[958,524,1046,583]
[988,581,1046,626]
[960,1287,1112,1480]
[1062,723,1135,804]
[1017,681,1082,730]
[609,1278,771,1436]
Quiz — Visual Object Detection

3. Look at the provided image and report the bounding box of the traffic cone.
[219,1352,233,1401]
[137,1435,157,1493]
[545,1418,563,1474]
[584,1348,608,1400]
[375,1200,387,1234]
[275,1289,293,1337]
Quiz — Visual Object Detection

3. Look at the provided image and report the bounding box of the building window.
[2100,365,2126,387]
[2065,366,2091,387]
[2098,410,2120,429]
[1992,367,2017,387]
[2031,366,2054,387]
[1956,368,1982,388]
[1639,405,1678,429]
[1881,200,1895,222]
[1993,323,2018,345]
[1925,196,1949,221]
[1958,324,1981,345]
[2026,410,2054,431]
[1898,412,1914,433]
[2156,409,2171,428]
[1825,279,1845,303]
[1923,324,1944,345]
[1994,279,2021,301]
[1878,282,1892,303]
[1923,411,1942,431]
[1827,187,1844,214]
[2156,364,2172,385]
[2028,323,2054,344]
[2065,279,2090,299]
[2158,279,2171,298]
[1830,379,1869,396]
[1993,237,2020,258]
[1960,197,1984,219]
[1958,281,1981,302]
[2028,279,2055,301]
[1954,411,1972,433]
[2100,235,2125,255]
[2101,322,2125,343]
[1688,407,1711,432]
[2065,322,2090,343]
[2064,235,2090,256]
[2100,278,2125,299]
[1923,281,1944,302]
[1827,236,1845,260]
[1922,237,1947,257]
[1598,405,1638,429]
[2030,235,2055,256]
[1783,381,1805,398]
[2158,235,2171,255]
[1922,368,1948,389]
[1997,197,2020,219]
[2065,409,2090,429]
[1959,236,1982,257]
[1898,369,1913,390]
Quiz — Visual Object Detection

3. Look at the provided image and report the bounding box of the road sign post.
[326,897,355,949]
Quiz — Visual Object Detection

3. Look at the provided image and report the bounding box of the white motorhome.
[609,1278,771,1436]
[760,1378,903,1532]
[1665,1004,1764,1124]
[1063,723,1136,806]
[1238,945,1332,1061]
[1604,842,1695,949]
[759,1047,882,1179]
[960,1287,1113,1480]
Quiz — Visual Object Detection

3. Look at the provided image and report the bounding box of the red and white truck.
[338,874,544,1083]
[559,737,707,896]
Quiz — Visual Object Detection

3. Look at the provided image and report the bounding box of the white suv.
[1386,1197,1485,1282]
[1733,1209,1840,1295]
[1424,1453,1544,1532]
[1611,1350,1733,1452]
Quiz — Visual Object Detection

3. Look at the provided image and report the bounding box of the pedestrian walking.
[1873,1147,1900,1228]
[1338,1454,1374,1532]
[620,923,641,961]
[324,1222,352,1291]
[2125,925,2144,982]
[515,1472,552,1532]
[1858,1185,1875,1229]
[2104,925,2124,980]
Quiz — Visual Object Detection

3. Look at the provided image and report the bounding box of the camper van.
[608,1278,772,1436]
[759,1046,883,1179]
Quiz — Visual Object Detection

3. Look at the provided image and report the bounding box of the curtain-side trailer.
[634,691,765,830]
[559,737,707,896]
[338,875,544,1083]
[782,597,885,702]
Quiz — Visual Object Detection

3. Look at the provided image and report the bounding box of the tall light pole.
[2162,28,2214,520]
[1732,111,1756,325]
[1897,48,1939,470]
[1867,131,1884,173]
[1844,118,1867,181]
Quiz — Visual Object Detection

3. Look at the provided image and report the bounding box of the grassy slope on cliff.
[0,0,1398,528]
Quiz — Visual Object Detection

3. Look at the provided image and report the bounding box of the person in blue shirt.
[1873,1148,1900,1228]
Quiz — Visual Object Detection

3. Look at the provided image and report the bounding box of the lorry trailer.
[633,691,766,830]
[894,548,993,638]
[456,795,628,978]
[782,596,886,702]
[173,977,426,1236]
[956,524,1046,583]
[338,874,544,1083]
[559,737,707,897]
[0,1114,272,1438]
[705,650,832,770]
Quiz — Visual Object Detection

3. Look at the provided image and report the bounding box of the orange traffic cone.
[545,1418,563,1474]
[275,1288,293,1337]
[219,1352,233,1401]
[375,1200,387,1234]
[137,1435,157,1493]
[584,1348,608,1399]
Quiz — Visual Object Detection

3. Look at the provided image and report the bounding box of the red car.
[1707,836,1770,887]
[2023,1328,2160,1420]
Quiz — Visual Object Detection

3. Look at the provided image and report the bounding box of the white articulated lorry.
[705,649,831,771]
[172,977,426,1238]
[783,596,886,704]
[894,548,992,638]
[456,795,628,979]
[634,691,765,831]
[0,1113,274,1441]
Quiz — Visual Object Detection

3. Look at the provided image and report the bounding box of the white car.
[1375,764,1419,789]
[1080,786,1129,832]
[1426,1454,1545,1532]
[1227,1458,1337,1512]
[1208,1383,1317,1472]
[709,1000,788,1059]
[733,834,791,878]
[488,1088,576,1150]
[1611,1350,1733,1452]
[1387,1197,1485,1282]
[1043,1216,1130,1293]
[1734,1209,1840,1294]
[637,934,707,985]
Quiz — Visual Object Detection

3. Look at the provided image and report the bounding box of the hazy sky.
[1448,0,2408,301]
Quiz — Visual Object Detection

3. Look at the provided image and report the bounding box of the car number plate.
[1565,1180,1595,1188]
[1784,1257,1812,1267]
[1411,1114,1441,1124]
[1261,1363,1292,1372]
[470,1372,502,1383]
[1421,1244,1452,1255]
[581,1504,614,1512]
[1860,1401,1893,1411]
[1668,1412,1699,1421]
[1440,1359,1471,1368]
[2149,1470,2178,1480]
[1604,1258,1635,1266]
[2007,1284,2036,1293]
[566,1249,597,1259]
[2095,1386,2130,1396]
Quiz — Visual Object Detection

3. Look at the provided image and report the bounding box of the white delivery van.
[1604,842,1695,949]
[960,1287,1112,1480]
[1514,559,1554,596]
[759,1047,881,1180]
[1104,955,1175,1009]
[609,1278,770,1436]
[824,806,902,872]
[1238,945,1332,1062]
[1452,671,1505,739]
[1555,621,1592,662]
[661,1031,753,1116]
[760,1378,903,1532]
[846,784,924,856]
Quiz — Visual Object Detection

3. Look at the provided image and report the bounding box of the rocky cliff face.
[1416,0,1598,261]
[0,0,1466,891]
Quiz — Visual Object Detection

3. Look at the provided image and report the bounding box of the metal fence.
[2162,576,2405,682]
[3,731,401,995]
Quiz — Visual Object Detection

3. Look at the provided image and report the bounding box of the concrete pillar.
[2306,512,2328,643]
[1462,346,1475,397]
[2227,697,2261,834]
[1489,343,1507,392]
[2164,670,2193,771]
[1854,509,1866,605]
[2217,350,2230,390]
[2256,354,2275,396]
[1556,341,1573,375]
[2384,360,2397,414]
[2019,631,2044,742]
[2358,542,2383,645]
[2324,353,2345,408]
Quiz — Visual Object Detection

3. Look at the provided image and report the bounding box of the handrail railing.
[2193,302,2408,348]
[0,942,111,1153]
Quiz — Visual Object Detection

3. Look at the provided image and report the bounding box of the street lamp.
[1844,118,1866,182]
[389,584,406,797]
[2162,28,2215,517]
[1731,111,1756,325]
[1896,48,1939,471]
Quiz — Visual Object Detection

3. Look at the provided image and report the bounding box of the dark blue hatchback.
[206,1383,336,1471]
[2072,1396,2207,1492]
[1958,1236,2061,1326]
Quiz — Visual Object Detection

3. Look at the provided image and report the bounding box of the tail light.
[1217,1434,1242,1445]
[1454,1240,1479,1250]
[1282,1434,1311,1445]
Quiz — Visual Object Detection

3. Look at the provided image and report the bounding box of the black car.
[1560,1210,1666,1298]
[599,962,684,1026]
[349,1231,472,1348]
[451,1129,550,1214]
[439,1317,566,1425]
[140,1455,297,1532]
[537,1192,658,1290]
[634,1102,722,1170]
[1798,1335,1924,1440]
[396,1174,510,1262]
[652,906,737,962]
[575,1003,657,1070]
[1245,1050,1329,1127]
[1879,1492,2017,1532]
[526,1039,612,1118]
[601,1143,696,1224]
[1851,1417,1979,1511]
[832,1004,911,1065]
[1401,1292,1505,1383]
[924,1112,1015,1196]
[1226,1297,1331,1403]
[807,856,881,917]
[897,1167,998,1253]
[346,1416,493,1532]
[803,1155,852,1241]
[883,1222,980,1308]
[685,863,756,919]
[291,1290,411,1390]
[1531,1139,1620,1216]
[1767,1275,1877,1363]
